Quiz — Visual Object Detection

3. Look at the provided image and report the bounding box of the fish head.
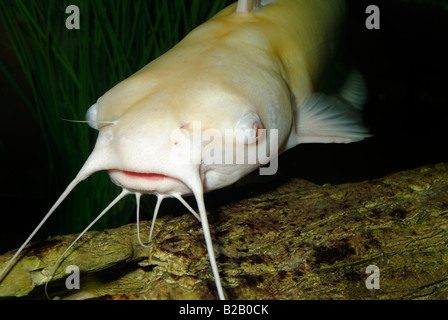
[84,79,270,196]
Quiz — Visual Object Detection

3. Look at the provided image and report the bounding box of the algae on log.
[0,163,448,300]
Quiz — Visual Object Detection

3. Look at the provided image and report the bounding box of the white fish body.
[91,0,366,194]
[0,0,369,300]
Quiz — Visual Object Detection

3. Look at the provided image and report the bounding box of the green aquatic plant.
[0,0,229,235]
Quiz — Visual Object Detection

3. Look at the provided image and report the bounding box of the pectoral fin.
[296,93,371,144]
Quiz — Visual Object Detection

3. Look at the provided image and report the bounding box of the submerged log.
[1,162,448,300]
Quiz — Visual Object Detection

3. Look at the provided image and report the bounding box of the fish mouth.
[107,169,191,194]
[113,170,169,181]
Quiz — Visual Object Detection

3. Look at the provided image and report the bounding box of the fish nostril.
[179,121,190,130]
[170,124,191,147]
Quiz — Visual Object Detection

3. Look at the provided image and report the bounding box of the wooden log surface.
[1,162,447,300]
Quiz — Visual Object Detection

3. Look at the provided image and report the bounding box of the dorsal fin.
[236,0,261,13]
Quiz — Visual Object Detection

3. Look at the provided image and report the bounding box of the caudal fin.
[338,68,368,110]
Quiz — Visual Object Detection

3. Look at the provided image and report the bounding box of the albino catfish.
[0,0,369,300]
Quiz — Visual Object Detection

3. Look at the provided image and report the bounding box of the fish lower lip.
[110,170,168,180]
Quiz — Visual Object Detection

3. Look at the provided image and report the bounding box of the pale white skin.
[91,0,346,192]
[1,0,370,300]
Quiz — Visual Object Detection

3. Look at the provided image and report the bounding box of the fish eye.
[86,102,99,130]
[234,112,263,145]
